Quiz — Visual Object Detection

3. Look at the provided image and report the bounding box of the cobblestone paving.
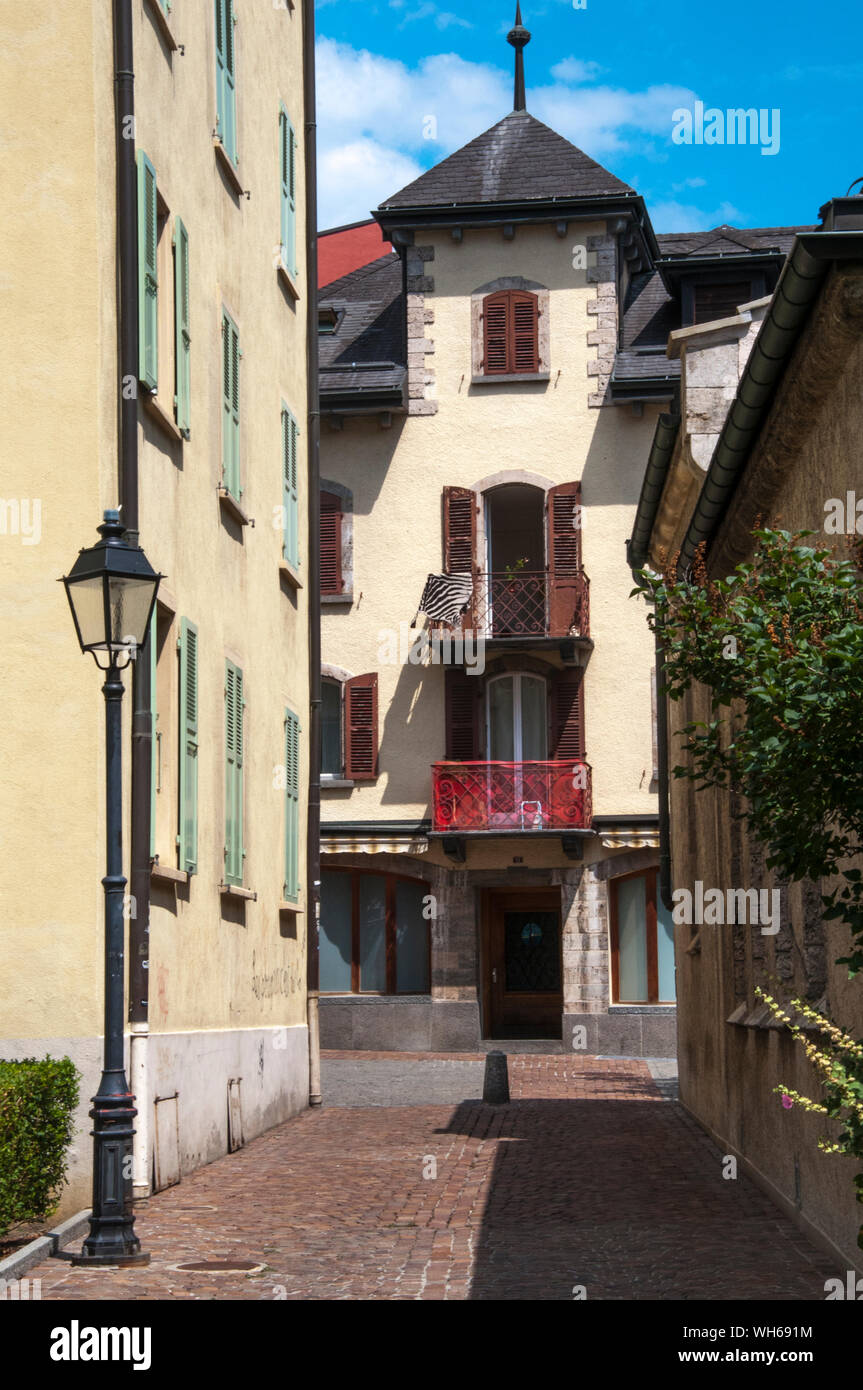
[26,1055,840,1301]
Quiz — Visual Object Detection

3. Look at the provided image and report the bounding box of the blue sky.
[315,0,862,233]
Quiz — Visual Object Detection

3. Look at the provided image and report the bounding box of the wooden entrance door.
[485,888,562,1039]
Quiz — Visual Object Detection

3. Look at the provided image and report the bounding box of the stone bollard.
[482,1049,510,1104]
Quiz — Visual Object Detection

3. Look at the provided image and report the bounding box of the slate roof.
[378,109,634,210]
[318,254,405,400]
[655,224,815,259]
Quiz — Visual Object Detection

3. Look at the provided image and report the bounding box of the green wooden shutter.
[281,404,299,568]
[149,614,157,859]
[280,106,297,277]
[224,660,244,885]
[178,618,199,874]
[215,0,237,165]
[221,310,240,498]
[137,151,158,391]
[173,217,191,436]
[284,709,300,901]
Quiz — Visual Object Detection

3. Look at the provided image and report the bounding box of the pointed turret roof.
[378,109,635,212]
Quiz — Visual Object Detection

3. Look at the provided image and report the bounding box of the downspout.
[627,411,679,913]
[303,0,322,1107]
[113,0,151,1198]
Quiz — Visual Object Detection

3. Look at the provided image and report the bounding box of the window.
[692,281,751,325]
[320,869,430,994]
[173,219,191,436]
[321,678,342,776]
[281,404,299,569]
[214,0,238,166]
[482,289,539,375]
[221,309,241,499]
[283,709,300,901]
[320,490,343,594]
[137,152,159,391]
[318,307,338,333]
[279,104,297,279]
[150,610,198,875]
[224,660,244,886]
[178,618,199,873]
[136,152,190,435]
[610,870,675,1004]
[320,672,379,780]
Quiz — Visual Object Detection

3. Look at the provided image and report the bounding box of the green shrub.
[0,1056,80,1237]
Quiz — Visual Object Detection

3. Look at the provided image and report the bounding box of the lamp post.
[62,510,161,1266]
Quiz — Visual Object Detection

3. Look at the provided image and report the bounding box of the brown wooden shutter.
[549,669,585,761]
[443,486,477,574]
[445,668,481,761]
[483,292,509,373]
[511,291,539,372]
[345,673,378,780]
[693,281,750,325]
[320,490,343,595]
[546,481,582,636]
[482,290,539,374]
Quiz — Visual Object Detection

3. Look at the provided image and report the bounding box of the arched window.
[482,289,539,375]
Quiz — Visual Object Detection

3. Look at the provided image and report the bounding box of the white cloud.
[549,57,604,84]
[672,176,707,192]
[649,198,743,234]
[315,38,709,227]
[317,139,424,229]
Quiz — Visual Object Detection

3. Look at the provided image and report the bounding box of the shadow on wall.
[378,658,439,810]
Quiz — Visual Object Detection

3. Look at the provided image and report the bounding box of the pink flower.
[781,1094,793,1110]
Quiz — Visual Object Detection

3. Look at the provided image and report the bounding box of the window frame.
[471,277,550,385]
[609,868,675,1005]
[320,676,344,780]
[319,866,431,996]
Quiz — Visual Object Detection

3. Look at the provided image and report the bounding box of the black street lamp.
[61,510,161,1266]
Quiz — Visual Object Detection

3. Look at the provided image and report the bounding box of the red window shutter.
[320,490,343,595]
[445,669,480,760]
[546,481,582,636]
[549,669,585,761]
[345,673,378,780]
[482,290,539,374]
[443,486,477,574]
[511,291,539,372]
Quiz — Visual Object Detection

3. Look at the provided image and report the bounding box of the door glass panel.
[504,911,561,992]
[488,677,514,761]
[359,874,387,992]
[319,871,352,992]
[657,875,676,1001]
[520,675,547,760]
[395,879,429,993]
[617,875,648,1002]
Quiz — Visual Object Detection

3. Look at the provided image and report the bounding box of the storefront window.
[320,868,430,994]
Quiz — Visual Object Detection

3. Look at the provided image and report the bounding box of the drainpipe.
[113,0,151,1197]
[303,0,322,1107]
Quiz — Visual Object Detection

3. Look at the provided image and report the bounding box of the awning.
[321,832,429,856]
[600,826,660,850]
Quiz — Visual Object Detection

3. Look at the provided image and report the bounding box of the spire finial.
[507,3,531,113]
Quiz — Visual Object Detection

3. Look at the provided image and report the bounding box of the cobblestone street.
[26,1054,840,1301]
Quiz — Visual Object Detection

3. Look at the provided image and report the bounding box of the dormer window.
[482,289,539,374]
[318,306,339,334]
[692,281,751,325]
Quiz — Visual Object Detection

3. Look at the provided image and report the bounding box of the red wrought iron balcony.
[456,570,590,641]
[432,760,592,833]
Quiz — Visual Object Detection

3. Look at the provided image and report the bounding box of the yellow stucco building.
[1,0,312,1216]
[315,27,676,1054]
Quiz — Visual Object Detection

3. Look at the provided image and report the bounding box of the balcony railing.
[432,760,592,833]
[445,570,589,640]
